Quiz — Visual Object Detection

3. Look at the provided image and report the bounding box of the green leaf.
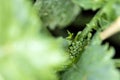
[0,0,41,45]
[62,35,120,80]
[61,0,120,79]
[34,0,80,29]
[71,0,120,44]
[72,0,108,10]
[0,0,68,80]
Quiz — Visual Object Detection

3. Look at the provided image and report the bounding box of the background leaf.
[0,0,68,80]
[72,0,108,10]
[34,0,80,29]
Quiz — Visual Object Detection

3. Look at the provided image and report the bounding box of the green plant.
[0,0,120,80]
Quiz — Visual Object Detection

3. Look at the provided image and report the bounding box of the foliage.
[0,0,68,80]
[62,1,120,80]
[62,34,120,80]
[34,0,80,29]
[72,0,108,10]
[0,0,120,80]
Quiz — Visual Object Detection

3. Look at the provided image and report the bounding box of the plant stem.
[100,17,120,40]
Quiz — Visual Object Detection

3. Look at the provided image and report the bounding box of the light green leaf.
[72,0,108,10]
[62,35,120,80]
[0,0,68,80]
[34,0,80,29]
[0,0,41,45]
